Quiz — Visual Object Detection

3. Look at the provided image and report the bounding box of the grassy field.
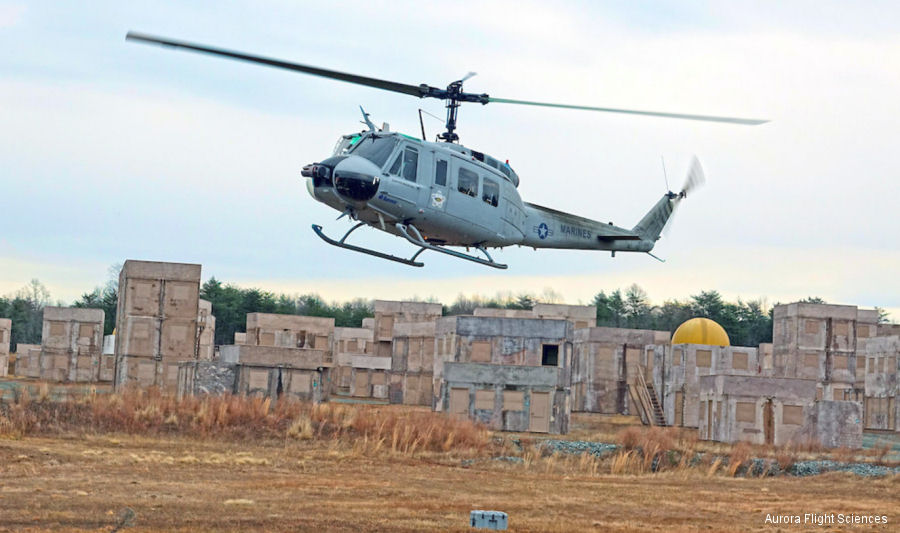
[0,389,897,531]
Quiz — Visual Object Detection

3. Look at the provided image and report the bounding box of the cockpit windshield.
[349,134,399,169]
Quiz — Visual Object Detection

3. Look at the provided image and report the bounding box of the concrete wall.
[473,303,597,330]
[660,344,761,427]
[114,260,201,392]
[800,401,864,449]
[698,375,817,446]
[388,321,435,405]
[772,303,877,388]
[571,327,668,415]
[863,335,898,431]
[219,344,326,368]
[440,362,569,434]
[332,326,374,393]
[12,343,40,378]
[532,303,597,329]
[0,318,9,377]
[39,307,105,383]
[234,364,327,402]
[244,313,334,362]
[434,316,573,410]
[197,299,216,361]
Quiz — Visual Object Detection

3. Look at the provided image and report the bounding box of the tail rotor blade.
[680,156,705,197]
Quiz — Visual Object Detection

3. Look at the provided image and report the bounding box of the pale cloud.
[0,4,24,29]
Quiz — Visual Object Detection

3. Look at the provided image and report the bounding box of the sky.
[1,1,899,317]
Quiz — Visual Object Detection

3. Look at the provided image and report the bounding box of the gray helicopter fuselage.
[306,131,660,253]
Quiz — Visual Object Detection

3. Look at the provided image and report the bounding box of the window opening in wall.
[541,344,559,367]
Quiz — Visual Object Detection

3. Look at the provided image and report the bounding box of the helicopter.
[126,32,767,270]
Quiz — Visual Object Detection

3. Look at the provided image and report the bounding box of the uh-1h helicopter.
[127,32,767,270]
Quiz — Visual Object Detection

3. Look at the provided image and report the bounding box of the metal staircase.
[631,364,667,426]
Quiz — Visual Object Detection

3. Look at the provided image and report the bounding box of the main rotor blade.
[126,32,430,98]
[487,96,768,125]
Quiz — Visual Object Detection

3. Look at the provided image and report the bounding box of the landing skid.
[396,223,508,269]
[312,222,508,269]
[312,223,426,267]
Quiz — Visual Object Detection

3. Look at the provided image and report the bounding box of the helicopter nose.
[332,156,381,203]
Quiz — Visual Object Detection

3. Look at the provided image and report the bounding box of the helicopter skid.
[312,223,426,267]
[395,223,508,270]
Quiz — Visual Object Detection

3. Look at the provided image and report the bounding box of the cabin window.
[435,159,448,186]
[402,147,418,182]
[349,135,398,168]
[457,167,478,197]
[482,178,499,207]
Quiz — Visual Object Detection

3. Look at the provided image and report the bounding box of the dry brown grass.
[0,387,491,456]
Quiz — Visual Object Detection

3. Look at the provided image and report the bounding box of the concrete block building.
[699,374,862,448]
[863,335,898,431]
[389,321,436,405]
[571,326,668,415]
[39,307,104,382]
[0,318,10,377]
[332,326,374,393]
[197,299,216,361]
[698,375,817,446]
[13,344,40,378]
[244,313,334,361]
[433,316,572,433]
[114,260,201,391]
[772,303,878,398]
[372,300,442,359]
[441,363,569,433]
[660,344,763,428]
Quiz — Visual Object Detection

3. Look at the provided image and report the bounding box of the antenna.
[661,155,670,192]
[418,109,426,140]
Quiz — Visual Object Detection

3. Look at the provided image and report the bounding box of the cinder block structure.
[13,344,40,378]
[332,326,373,394]
[660,344,762,427]
[0,318,10,377]
[389,321,436,405]
[441,362,569,433]
[114,260,201,391]
[244,313,333,361]
[532,303,597,330]
[433,316,572,433]
[373,300,442,358]
[863,335,898,431]
[571,327,668,415]
[698,375,816,445]
[197,299,216,361]
[39,307,104,382]
[772,303,878,398]
[474,303,597,330]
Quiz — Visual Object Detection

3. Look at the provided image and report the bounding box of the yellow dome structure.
[671,318,730,346]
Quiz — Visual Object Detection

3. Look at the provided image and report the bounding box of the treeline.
[3,273,886,350]
[592,285,773,346]
[200,278,372,345]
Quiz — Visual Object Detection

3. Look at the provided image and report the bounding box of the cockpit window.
[457,167,478,197]
[482,178,499,207]
[386,146,419,182]
[401,147,418,182]
[349,135,399,168]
